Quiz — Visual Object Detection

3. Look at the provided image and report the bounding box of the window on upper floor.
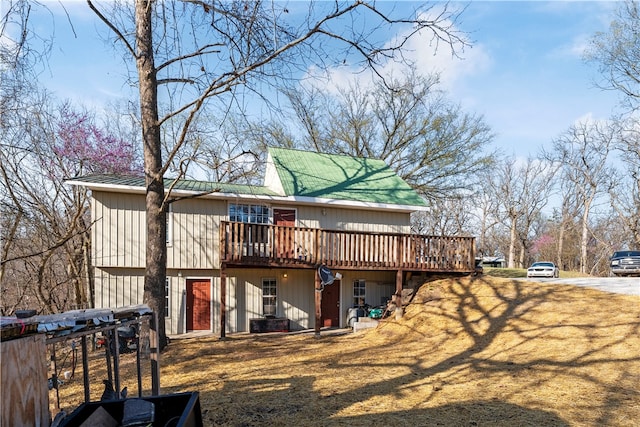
[229,203,269,224]
[229,203,270,245]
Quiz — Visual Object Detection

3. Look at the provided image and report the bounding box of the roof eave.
[66,179,146,195]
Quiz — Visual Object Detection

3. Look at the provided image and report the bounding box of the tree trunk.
[136,0,167,349]
[518,240,526,269]
[556,220,565,271]
[508,216,517,269]
[580,202,591,275]
[83,230,94,308]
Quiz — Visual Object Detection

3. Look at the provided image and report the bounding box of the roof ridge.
[268,146,384,163]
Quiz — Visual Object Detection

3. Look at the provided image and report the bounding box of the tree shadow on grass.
[169,276,640,426]
[204,375,569,426]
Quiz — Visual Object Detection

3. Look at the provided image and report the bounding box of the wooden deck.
[220,221,476,273]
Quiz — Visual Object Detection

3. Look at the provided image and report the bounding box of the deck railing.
[220,221,475,272]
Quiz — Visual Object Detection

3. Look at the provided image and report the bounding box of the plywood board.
[1,335,50,427]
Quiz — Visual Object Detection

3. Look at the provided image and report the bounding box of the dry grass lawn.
[54,276,640,426]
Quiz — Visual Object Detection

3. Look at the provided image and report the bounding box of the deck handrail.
[220,221,475,272]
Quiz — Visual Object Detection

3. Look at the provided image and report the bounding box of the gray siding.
[229,268,316,331]
[93,192,146,268]
[93,192,411,270]
[94,268,145,309]
[168,199,225,270]
[294,205,410,233]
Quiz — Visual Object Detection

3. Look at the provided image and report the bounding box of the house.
[68,147,476,337]
[481,256,506,268]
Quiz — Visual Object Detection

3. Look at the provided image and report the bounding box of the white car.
[527,261,559,278]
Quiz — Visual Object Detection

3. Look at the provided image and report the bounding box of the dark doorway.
[321,280,341,327]
[273,208,296,226]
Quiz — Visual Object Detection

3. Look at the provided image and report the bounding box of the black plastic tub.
[59,391,202,427]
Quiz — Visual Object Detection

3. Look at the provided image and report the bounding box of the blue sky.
[30,1,622,159]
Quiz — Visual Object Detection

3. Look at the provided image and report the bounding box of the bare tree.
[548,121,615,273]
[411,195,475,237]
[610,116,640,246]
[0,97,139,315]
[473,181,503,260]
[77,0,471,348]
[488,157,556,269]
[585,0,640,113]
[256,69,495,202]
[162,114,262,184]
[585,0,640,251]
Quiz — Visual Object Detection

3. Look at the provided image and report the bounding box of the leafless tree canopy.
[243,69,495,202]
[586,0,640,113]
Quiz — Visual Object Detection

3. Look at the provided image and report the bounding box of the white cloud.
[303,5,491,96]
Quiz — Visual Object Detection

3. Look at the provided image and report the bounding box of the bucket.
[368,308,383,319]
[346,308,359,328]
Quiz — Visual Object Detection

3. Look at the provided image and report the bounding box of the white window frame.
[164,277,170,318]
[262,277,277,317]
[229,203,270,224]
[353,279,366,307]
[166,204,173,247]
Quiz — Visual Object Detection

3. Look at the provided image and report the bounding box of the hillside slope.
[56,276,640,426]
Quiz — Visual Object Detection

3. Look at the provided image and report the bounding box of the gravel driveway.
[525,277,640,296]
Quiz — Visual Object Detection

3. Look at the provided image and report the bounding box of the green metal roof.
[68,174,279,197]
[68,148,426,209]
[268,147,426,207]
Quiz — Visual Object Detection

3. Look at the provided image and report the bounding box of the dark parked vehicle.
[610,250,640,276]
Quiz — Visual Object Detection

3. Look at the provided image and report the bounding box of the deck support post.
[395,269,404,320]
[314,270,322,338]
[220,267,227,339]
[150,311,161,395]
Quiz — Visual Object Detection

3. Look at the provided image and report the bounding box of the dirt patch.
[55,276,640,426]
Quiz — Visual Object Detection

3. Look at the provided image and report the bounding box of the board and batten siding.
[93,191,227,270]
[168,198,225,270]
[94,267,397,334]
[93,192,146,268]
[230,268,316,331]
[96,268,225,336]
[94,268,145,310]
[294,205,410,234]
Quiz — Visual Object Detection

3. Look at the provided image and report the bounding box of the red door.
[273,208,296,226]
[321,280,340,327]
[186,279,211,331]
[273,208,296,258]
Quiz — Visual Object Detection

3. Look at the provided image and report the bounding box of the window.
[229,203,270,246]
[262,278,277,317]
[165,278,170,318]
[166,204,173,246]
[353,279,366,307]
[229,203,269,224]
